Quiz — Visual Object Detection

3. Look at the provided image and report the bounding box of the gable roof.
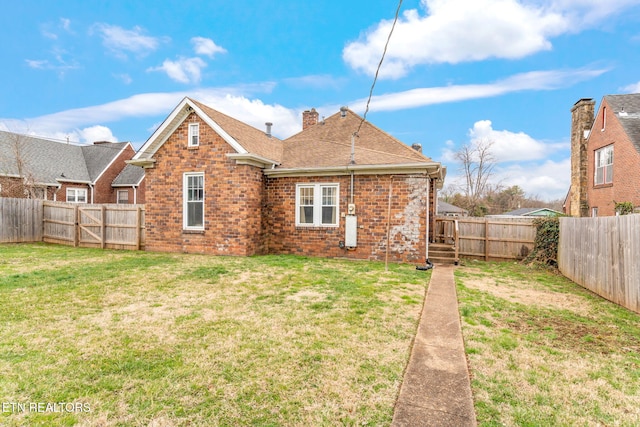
[131,97,283,167]
[0,130,130,185]
[112,163,145,187]
[280,108,432,168]
[604,94,640,154]
[499,207,562,216]
[437,200,468,215]
[131,98,444,180]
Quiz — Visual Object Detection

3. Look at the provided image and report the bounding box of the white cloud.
[443,157,570,201]
[147,57,207,84]
[92,23,166,58]
[348,68,608,113]
[77,125,118,143]
[343,0,635,79]
[191,37,226,57]
[0,85,299,142]
[622,81,640,93]
[494,158,571,201]
[196,93,301,138]
[467,120,567,162]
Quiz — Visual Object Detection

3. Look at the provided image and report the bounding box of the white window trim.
[594,145,613,186]
[117,190,129,204]
[295,183,339,227]
[66,188,87,203]
[188,123,200,147]
[183,172,205,230]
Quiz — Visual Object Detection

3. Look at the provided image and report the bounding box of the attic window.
[188,123,200,147]
[601,107,606,131]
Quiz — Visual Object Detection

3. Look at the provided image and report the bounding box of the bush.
[525,217,559,267]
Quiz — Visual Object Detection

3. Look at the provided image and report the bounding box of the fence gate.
[43,201,144,250]
[78,205,106,248]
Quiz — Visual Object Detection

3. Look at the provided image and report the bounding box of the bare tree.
[454,138,497,216]
[0,132,40,198]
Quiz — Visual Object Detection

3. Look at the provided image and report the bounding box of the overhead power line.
[356,0,403,136]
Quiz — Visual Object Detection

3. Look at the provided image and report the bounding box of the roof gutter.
[263,162,445,180]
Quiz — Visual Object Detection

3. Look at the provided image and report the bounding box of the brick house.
[565,94,640,216]
[130,97,445,263]
[0,130,143,204]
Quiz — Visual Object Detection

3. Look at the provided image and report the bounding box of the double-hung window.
[594,145,613,185]
[184,172,204,230]
[66,188,87,203]
[296,183,339,227]
[117,190,129,204]
[188,123,200,147]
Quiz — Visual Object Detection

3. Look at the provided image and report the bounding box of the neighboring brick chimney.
[302,108,319,130]
[570,98,595,217]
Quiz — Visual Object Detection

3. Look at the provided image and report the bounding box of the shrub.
[525,217,559,267]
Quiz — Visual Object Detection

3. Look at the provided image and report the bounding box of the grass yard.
[456,260,640,426]
[0,243,430,426]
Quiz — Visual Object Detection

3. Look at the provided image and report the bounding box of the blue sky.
[2,0,640,201]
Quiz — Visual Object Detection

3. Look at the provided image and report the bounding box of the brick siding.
[587,100,640,216]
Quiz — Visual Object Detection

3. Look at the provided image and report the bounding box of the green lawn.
[0,243,429,426]
[456,260,640,426]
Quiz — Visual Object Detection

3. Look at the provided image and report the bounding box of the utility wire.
[355,0,403,136]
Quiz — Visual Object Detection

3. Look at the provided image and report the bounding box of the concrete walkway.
[392,264,477,426]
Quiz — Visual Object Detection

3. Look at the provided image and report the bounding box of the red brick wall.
[114,180,146,204]
[587,100,640,216]
[262,174,430,264]
[93,144,136,204]
[55,183,91,203]
[144,113,265,255]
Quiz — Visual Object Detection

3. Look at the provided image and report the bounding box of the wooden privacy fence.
[559,215,640,314]
[0,197,43,243]
[435,216,536,261]
[43,202,145,250]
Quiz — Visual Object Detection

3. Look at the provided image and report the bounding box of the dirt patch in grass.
[460,267,592,315]
[0,244,428,426]
[457,262,640,426]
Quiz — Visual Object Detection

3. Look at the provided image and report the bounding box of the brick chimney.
[570,98,595,217]
[302,108,319,130]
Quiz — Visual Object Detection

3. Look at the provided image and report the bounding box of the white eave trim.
[132,97,248,161]
[55,178,92,184]
[126,158,156,168]
[263,162,444,178]
[226,153,279,168]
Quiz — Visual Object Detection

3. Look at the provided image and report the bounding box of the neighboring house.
[490,207,563,217]
[112,164,146,204]
[437,200,468,216]
[129,97,445,263]
[0,130,142,203]
[565,94,640,216]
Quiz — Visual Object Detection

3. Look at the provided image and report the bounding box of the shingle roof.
[280,108,432,168]
[500,207,562,216]
[437,200,468,215]
[112,163,145,187]
[605,94,640,154]
[0,130,128,185]
[190,99,283,163]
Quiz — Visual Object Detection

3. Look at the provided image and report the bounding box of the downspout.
[89,183,94,204]
[133,185,137,204]
[416,176,434,271]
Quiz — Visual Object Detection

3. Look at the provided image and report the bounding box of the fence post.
[74,205,79,247]
[484,218,489,261]
[135,206,141,251]
[101,205,106,249]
